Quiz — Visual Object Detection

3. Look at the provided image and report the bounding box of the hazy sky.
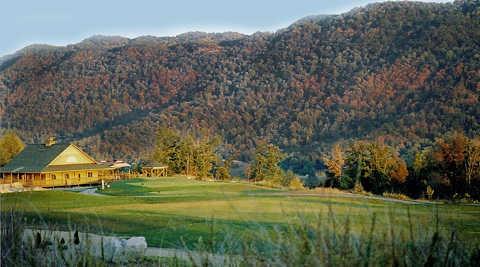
[1,0,451,56]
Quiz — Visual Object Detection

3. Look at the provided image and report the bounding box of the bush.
[214,166,231,180]
[452,193,478,204]
[289,177,304,190]
[312,187,345,194]
[382,192,411,201]
[280,170,295,187]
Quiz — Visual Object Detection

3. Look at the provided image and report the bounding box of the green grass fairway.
[2,177,480,248]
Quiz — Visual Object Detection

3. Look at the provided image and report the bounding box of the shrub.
[382,192,411,201]
[289,177,304,190]
[280,170,297,187]
[312,187,345,194]
[426,185,435,200]
[214,166,231,180]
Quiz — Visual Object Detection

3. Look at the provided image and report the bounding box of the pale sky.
[1,0,452,56]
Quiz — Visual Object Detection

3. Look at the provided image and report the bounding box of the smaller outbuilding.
[142,162,168,177]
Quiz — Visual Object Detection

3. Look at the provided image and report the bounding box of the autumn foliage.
[322,132,480,199]
[0,1,478,163]
[324,140,408,194]
[0,131,24,166]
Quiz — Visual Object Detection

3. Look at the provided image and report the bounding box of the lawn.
[2,176,480,249]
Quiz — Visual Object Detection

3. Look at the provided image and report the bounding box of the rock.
[106,237,125,262]
[111,237,149,263]
[125,237,147,256]
[0,183,45,193]
[22,228,147,264]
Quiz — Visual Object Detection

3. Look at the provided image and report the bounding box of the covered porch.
[0,168,120,188]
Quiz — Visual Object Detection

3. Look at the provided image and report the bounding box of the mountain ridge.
[1,0,479,162]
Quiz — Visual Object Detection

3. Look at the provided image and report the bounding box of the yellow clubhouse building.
[0,139,122,187]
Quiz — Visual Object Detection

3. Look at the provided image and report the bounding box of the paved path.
[79,187,106,197]
[245,191,436,205]
[145,247,237,266]
[94,189,434,205]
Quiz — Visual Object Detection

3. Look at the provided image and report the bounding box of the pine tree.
[249,142,285,182]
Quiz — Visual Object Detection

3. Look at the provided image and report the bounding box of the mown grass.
[2,176,480,251]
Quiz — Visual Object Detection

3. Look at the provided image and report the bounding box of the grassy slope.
[2,177,480,248]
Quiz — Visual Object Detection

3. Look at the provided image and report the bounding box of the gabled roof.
[0,143,70,173]
[143,161,168,168]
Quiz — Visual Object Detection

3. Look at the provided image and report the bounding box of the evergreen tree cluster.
[152,127,224,180]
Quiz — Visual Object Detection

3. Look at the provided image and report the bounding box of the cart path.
[145,247,236,265]
[79,187,106,196]
[89,187,434,205]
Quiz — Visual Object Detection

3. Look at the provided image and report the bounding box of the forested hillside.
[0,0,479,162]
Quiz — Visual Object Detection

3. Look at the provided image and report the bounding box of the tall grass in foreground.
[2,207,480,266]
[184,207,480,266]
[234,209,480,266]
[1,208,104,266]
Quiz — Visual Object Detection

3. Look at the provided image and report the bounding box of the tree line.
[322,132,480,200]
[151,127,303,188]
[151,128,480,200]
[151,127,480,200]
[0,128,479,200]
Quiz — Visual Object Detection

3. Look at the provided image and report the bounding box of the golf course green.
[2,177,480,249]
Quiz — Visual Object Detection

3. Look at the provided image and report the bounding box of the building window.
[41,174,46,180]
[51,174,56,180]
[87,172,93,178]
[64,173,69,179]
[78,174,81,178]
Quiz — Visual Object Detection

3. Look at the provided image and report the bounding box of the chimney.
[45,136,56,147]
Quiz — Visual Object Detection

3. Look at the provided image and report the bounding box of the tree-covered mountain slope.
[1,0,479,160]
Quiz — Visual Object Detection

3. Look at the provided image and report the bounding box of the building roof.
[0,143,111,173]
[143,161,168,168]
[0,143,70,173]
[110,162,131,169]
